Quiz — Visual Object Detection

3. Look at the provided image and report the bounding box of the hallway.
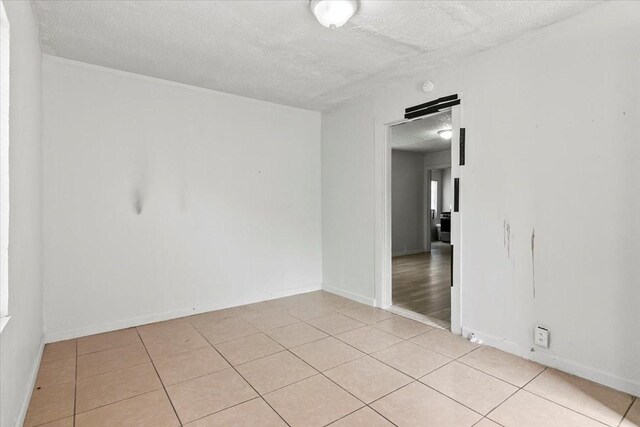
[392,242,451,324]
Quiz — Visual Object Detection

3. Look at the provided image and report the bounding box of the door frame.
[374,97,463,334]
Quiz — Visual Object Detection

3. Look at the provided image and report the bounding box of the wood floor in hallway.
[392,242,451,324]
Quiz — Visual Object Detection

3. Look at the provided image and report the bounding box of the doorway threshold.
[386,305,450,331]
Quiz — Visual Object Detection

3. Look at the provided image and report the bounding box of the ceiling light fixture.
[438,129,453,140]
[310,0,357,29]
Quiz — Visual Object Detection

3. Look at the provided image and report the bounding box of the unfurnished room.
[1,1,639,426]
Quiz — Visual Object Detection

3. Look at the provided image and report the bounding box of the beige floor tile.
[77,342,150,378]
[166,368,257,424]
[373,316,434,339]
[197,317,260,344]
[264,374,364,427]
[143,329,210,359]
[372,381,482,427]
[473,418,502,427]
[411,329,479,358]
[187,306,250,329]
[328,407,394,426]
[35,357,76,388]
[245,310,300,331]
[236,351,317,394]
[335,326,403,354]
[186,398,287,426]
[420,361,518,415]
[76,362,162,413]
[524,368,633,426]
[41,340,77,363]
[307,314,366,335]
[290,337,365,371]
[488,390,605,427]
[266,322,328,348]
[37,417,74,427]
[137,319,195,341]
[153,346,229,386]
[24,381,75,427]
[325,356,412,403]
[458,346,544,387]
[621,398,640,427]
[342,306,394,324]
[372,341,451,378]
[215,333,284,365]
[77,328,141,355]
[243,299,292,314]
[287,306,335,321]
[75,390,179,427]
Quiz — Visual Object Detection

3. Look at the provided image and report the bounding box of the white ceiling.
[391,110,451,153]
[31,1,600,111]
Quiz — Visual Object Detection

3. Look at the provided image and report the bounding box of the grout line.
[44,292,639,427]
[194,326,292,426]
[135,328,183,427]
[618,396,636,427]
[73,340,78,427]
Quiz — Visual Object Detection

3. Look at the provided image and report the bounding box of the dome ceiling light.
[310,0,357,29]
[438,129,453,140]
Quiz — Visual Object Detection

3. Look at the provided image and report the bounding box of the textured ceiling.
[32,0,600,111]
[391,110,451,153]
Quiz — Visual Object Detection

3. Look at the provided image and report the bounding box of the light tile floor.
[24,291,639,427]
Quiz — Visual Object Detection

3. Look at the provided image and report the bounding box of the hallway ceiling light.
[438,129,453,140]
[310,0,357,29]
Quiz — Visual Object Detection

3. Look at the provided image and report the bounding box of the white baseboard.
[45,284,321,343]
[15,335,45,427]
[322,285,375,306]
[461,326,640,397]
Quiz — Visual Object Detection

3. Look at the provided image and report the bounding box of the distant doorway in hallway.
[390,110,453,327]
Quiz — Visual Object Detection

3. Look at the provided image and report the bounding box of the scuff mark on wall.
[132,144,149,215]
[132,189,144,215]
[531,228,536,298]
[503,220,511,258]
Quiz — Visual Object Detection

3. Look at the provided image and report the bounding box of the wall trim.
[15,334,45,427]
[45,284,321,343]
[462,326,640,397]
[322,285,375,306]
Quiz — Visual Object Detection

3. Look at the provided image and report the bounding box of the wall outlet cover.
[535,325,549,348]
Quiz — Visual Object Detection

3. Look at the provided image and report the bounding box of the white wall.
[441,167,452,213]
[424,149,451,169]
[321,1,640,395]
[42,57,322,340]
[321,100,375,304]
[391,150,424,256]
[0,2,44,426]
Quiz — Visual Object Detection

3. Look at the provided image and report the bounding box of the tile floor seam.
[454,354,540,387]
[73,339,78,427]
[520,387,626,427]
[618,396,636,427]
[366,403,401,426]
[135,327,183,426]
[418,381,491,420]
[262,343,377,422]
[191,325,293,427]
[299,318,464,392]
[76,336,142,356]
[75,359,151,381]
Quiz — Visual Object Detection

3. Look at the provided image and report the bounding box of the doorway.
[388,109,455,328]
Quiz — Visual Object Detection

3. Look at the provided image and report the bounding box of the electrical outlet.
[535,326,549,348]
